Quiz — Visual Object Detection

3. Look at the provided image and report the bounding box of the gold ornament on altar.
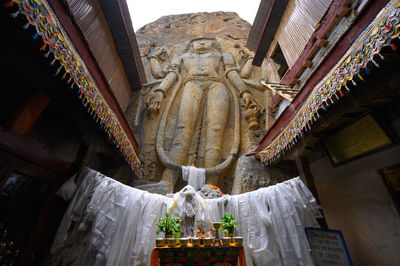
[196,220,206,238]
[210,222,222,246]
[196,220,213,239]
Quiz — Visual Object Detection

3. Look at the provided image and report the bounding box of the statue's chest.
[187,53,220,67]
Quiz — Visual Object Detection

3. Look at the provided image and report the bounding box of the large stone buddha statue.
[143,37,259,193]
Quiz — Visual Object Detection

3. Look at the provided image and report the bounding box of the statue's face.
[192,39,214,52]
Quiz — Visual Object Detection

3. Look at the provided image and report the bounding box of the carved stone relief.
[128,12,293,194]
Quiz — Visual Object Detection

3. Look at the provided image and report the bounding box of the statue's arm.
[146,56,181,113]
[149,48,170,79]
[149,57,166,79]
[239,57,254,79]
[155,55,181,95]
[223,53,249,96]
[156,71,178,95]
[239,47,254,78]
[223,53,256,109]
[227,70,249,96]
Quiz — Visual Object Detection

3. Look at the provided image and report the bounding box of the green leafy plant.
[221,213,237,233]
[155,213,181,236]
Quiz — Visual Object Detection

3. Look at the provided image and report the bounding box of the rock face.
[232,156,299,194]
[230,129,299,194]
[128,12,294,194]
[136,12,251,54]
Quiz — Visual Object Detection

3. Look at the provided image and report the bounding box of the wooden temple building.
[250,0,400,265]
[1,0,400,265]
[0,0,144,264]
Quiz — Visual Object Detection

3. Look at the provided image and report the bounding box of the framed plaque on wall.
[323,114,394,166]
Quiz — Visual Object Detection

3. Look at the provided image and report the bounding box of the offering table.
[151,245,246,266]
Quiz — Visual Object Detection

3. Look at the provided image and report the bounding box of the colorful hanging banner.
[9,0,141,173]
[259,0,400,165]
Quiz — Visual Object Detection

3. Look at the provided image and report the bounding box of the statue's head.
[187,37,221,53]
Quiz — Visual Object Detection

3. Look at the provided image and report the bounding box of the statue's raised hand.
[146,90,164,114]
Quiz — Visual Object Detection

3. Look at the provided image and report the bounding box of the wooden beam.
[7,91,51,135]
[304,59,313,68]
[260,81,293,102]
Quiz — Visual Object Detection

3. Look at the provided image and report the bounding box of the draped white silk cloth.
[51,168,320,266]
[182,166,206,191]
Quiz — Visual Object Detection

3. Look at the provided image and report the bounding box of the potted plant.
[221,213,237,237]
[155,213,181,238]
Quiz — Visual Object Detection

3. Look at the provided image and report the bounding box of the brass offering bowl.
[180,238,189,247]
[192,237,200,246]
[232,236,243,246]
[222,237,231,246]
[166,238,176,247]
[204,237,214,246]
[156,238,164,247]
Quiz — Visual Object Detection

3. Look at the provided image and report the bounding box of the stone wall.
[310,146,400,265]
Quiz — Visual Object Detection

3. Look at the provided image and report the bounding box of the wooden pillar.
[296,156,328,228]
[6,91,51,135]
[296,157,320,202]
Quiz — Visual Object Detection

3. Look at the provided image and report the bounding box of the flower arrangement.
[155,213,181,237]
[221,213,237,234]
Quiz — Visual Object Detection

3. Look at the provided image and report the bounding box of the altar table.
[151,245,246,266]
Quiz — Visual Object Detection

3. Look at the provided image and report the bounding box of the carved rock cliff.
[126,12,297,194]
[136,11,251,51]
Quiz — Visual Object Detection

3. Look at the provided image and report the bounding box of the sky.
[126,0,261,31]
